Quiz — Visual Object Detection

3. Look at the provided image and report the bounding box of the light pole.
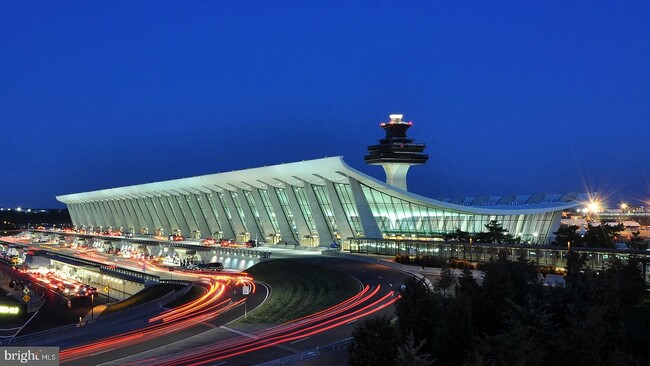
[469,237,473,261]
[91,294,94,321]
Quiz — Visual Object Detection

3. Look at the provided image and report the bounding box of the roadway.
[63,257,409,366]
[4,235,412,365]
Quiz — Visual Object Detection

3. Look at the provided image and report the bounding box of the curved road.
[63,257,410,366]
[3,236,410,366]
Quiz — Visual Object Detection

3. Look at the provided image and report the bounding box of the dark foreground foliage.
[352,250,650,366]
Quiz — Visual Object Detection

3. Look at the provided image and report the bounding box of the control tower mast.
[364,114,428,191]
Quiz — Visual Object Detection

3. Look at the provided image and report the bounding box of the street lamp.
[469,237,473,261]
[91,294,94,321]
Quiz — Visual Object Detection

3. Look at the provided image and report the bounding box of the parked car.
[197,262,224,271]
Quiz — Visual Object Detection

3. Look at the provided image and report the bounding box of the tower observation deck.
[365,114,428,191]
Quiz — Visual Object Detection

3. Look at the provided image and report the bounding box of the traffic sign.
[22,287,30,295]
[242,285,250,295]
[104,286,109,293]
[23,295,30,302]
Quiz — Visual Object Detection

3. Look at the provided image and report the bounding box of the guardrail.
[209,247,273,259]
[255,337,353,366]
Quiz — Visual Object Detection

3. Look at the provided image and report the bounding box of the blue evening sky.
[1,1,649,208]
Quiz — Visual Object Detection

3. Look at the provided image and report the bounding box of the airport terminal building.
[56,115,584,250]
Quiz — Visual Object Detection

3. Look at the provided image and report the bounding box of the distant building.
[56,115,584,247]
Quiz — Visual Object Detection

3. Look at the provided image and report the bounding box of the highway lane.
[61,279,269,366]
[5,237,413,365]
[220,257,411,366]
[89,257,410,366]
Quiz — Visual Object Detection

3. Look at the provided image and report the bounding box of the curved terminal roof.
[57,157,584,215]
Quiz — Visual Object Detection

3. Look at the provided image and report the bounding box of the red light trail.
[120,285,398,366]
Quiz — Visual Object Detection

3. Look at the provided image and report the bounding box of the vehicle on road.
[202,237,216,246]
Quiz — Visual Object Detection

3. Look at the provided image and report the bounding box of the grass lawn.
[238,259,360,324]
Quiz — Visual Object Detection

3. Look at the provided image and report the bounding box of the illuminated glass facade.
[57,157,582,247]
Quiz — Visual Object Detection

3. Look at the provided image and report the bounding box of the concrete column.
[87,201,103,228]
[221,190,246,239]
[176,193,200,234]
[188,193,212,239]
[348,178,382,238]
[82,202,99,228]
[98,201,117,229]
[282,184,311,243]
[107,200,127,229]
[167,194,191,236]
[154,196,176,235]
[236,188,263,241]
[207,190,235,240]
[325,180,354,242]
[198,191,222,236]
[116,199,136,231]
[144,196,164,233]
[128,197,145,231]
[134,197,155,233]
[90,201,104,227]
[124,197,144,232]
[303,182,334,246]
[251,188,275,239]
[67,203,81,227]
[99,201,115,228]
[79,202,95,227]
[267,187,298,245]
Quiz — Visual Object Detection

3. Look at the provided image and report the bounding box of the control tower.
[364,114,428,191]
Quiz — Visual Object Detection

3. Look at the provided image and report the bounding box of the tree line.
[349,250,649,365]
[444,219,646,249]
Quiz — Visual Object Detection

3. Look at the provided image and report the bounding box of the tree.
[475,220,517,244]
[395,332,434,366]
[435,267,456,296]
[443,228,471,242]
[475,250,539,334]
[604,257,645,307]
[469,299,554,366]
[582,223,624,248]
[395,276,439,354]
[628,231,649,250]
[553,224,583,247]
[348,315,400,366]
[564,250,588,281]
[436,295,475,366]
[455,267,481,299]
